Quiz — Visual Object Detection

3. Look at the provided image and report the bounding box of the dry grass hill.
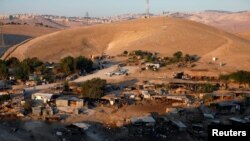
[0,25,59,57]
[1,15,67,29]
[237,32,250,41]
[171,11,250,33]
[3,17,250,70]
[2,25,59,37]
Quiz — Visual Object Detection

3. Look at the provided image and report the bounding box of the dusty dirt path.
[1,38,33,60]
[201,33,233,60]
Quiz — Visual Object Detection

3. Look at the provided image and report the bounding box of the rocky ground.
[0,119,195,141]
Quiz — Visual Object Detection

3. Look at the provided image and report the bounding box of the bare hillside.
[168,11,250,33]
[4,17,250,70]
[2,25,59,37]
[237,32,250,40]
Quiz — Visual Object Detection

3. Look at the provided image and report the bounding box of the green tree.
[123,50,128,55]
[230,71,250,84]
[35,65,47,74]
[75,56,93,73]
[6,57,20,68]
[199,84,218,93]
[134,50,143,56]
[22,57,43,73]
[14,63,29,81]
[0,60,8,79]
[173,51,183,60]
[0,95,11,103]
[60,56,75,75]
[81,78,107,99]
[145,55,154,62]
[219,71,250,84]
[219,74,230,81]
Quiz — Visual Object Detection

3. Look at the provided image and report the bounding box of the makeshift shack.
[56,95,84,108]
[170,119,187,132]
[131,115,156,126]
[31,93,55,103]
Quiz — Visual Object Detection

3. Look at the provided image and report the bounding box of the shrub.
[75,56,93,73]
[6,57,20,68]
[22,57,44,73]
[173,51,183,60]
[14,62,29,81]
[123,50,128,55]
[0,60,8,79]
[0,95,11,103]
[198,84,218,93]
[80,78,107,99]
[60,56,75,75]
[219,71,250,84]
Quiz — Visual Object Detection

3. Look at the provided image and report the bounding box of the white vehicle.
[105,72,114,76]
[120,69,128,73]
[114,71,123,75]
[106,68,128,76]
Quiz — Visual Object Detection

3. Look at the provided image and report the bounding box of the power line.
[85,12,89,25]
[0,23,5,47]
[146,0,150,18]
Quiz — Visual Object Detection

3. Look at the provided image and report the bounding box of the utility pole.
[146,0,150,18]
[85,12,89,25]
[0,23,5,47]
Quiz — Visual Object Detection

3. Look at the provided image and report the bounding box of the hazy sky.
[0,0,249,17]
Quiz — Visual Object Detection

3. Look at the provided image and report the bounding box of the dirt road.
[74,66,139,83]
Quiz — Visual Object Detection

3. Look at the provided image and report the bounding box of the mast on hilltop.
[0,23,5,47]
